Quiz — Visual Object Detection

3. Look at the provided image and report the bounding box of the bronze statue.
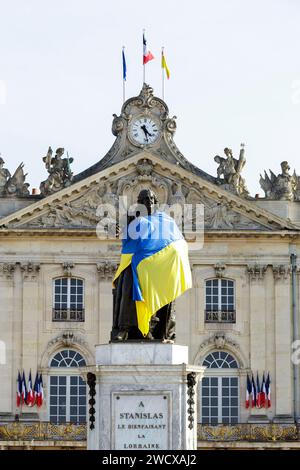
[111,189,178,342]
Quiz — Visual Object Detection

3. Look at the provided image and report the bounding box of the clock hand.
[141,124,153,138]
[140,124,149,142]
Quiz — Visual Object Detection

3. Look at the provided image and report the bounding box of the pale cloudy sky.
[0,0,300,196]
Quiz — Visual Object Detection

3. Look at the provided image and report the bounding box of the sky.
[0,0,300,196]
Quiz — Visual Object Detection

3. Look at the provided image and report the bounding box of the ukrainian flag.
[113,212,192,336]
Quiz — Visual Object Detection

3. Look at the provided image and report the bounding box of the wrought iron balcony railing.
[52,308,85,322]
[198,423,299,442]
[205,310,236,323]
[0,422,87,441]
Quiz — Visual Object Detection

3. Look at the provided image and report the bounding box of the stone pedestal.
[87,343,205,450]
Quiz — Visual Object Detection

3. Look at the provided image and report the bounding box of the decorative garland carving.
[272,265,291,281]
[0,263,15,280]
[97,261,118,280]
[247,264,268,281]
[20,262,40,281]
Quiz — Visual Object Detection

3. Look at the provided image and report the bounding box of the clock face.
[129,116,161,145]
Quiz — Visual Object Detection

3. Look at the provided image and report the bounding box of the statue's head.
[137,189,158,215]
[56,148,64,158]
[224,148,232,157]
[281,161,290,174]
[0,157,4,167]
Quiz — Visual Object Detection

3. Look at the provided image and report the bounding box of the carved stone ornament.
[214,263,226,278]
[20,262,40,281]
[214,334,226,349]
[62,262,74,277]
[272,265,291,281]
[260,161,300,201]
[40,147,74,196]
[47,331,89,350]
[198,334,243,366]
[247,264,268,281]
[97,261,118,280]
[0,263,15,280]
[214,144,249,197]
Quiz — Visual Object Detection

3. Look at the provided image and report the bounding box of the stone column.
[273,265,293,420]
[0,263,15,414]
[97,261,118,344]
[247,264,268,421]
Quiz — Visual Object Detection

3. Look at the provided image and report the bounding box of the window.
[53,277,84,321]
[200,351,239,425]
[49,349,87,424]
[205,278,235,323]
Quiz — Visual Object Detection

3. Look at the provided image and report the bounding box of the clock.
[129,116,161,146]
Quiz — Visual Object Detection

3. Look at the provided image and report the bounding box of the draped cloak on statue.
[113,211,192,337]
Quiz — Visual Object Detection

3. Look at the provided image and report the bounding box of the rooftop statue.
[40,147,73,196]
[259,161,299,201]
[214,144,249,197]
[5,162,30,196]
[0,157,30,197]
[111,188,192,342]
[0,157,11,194]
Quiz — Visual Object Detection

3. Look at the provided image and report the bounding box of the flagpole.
[162,47,165,100]
[122,46,126,103]
[143,29,146,84]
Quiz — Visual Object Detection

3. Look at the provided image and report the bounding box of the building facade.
[1,84,300,449]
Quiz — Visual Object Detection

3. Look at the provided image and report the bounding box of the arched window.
[201,351,239,425]
[203,351,238,369]
[49,349,86,424]
[53,277,84,322]
[205,278,235,323]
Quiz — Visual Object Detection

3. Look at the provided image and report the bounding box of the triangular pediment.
[0,152,298,233]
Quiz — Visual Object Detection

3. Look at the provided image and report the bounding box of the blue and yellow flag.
[113,212,192,336]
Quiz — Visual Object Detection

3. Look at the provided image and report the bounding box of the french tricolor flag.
[21,371,27,405]
[16,371,22,407]
[26,370,34,406]
[143,33,154,65]
[245,373,252,408]
[266,372,271,408]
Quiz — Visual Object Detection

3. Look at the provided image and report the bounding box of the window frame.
[200,351,240,425]
[48,349,87,425]
[52,277,85,322]
[205,278,236,323]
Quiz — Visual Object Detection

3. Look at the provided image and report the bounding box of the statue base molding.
[87,343,205,450]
